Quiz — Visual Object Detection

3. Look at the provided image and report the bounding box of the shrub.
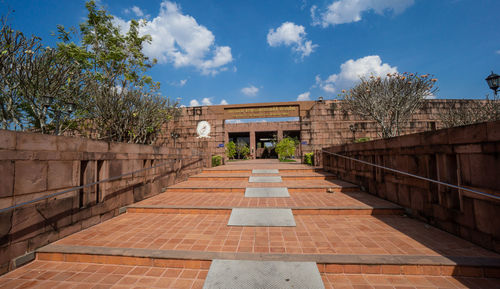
[225,141,236,159]
[275,137,296,161]
[304,152,314,166]
[211,155,222,167]
[236,142,250,159]
[354,137,370,143]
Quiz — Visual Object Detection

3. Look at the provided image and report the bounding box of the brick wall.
[0,130,206,274]
[160,99,470,163]
[322,120,500,253]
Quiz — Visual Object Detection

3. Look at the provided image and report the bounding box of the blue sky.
[2,0,500,107]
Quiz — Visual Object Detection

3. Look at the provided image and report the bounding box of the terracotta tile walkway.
[136,191,400,209]
[54,213,496,257]
[321,273,500,289]
[0,260,207,289]
[4,160,500,288]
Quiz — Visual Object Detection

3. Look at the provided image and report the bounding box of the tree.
[439,95,500,128]
[275,137,296,161]
[225,141,236,159]
[0,16,89,133]
[342,72,437,138]
[56,1,179,143]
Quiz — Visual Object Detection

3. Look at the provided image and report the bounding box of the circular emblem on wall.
[196,121,211,138]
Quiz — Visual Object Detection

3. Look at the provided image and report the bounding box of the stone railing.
[322,120,500,253]
[0,130,207,274]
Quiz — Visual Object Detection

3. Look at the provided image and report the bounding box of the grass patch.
[279,159,296,162]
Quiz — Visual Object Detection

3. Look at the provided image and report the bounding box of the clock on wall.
[196,121,211,138]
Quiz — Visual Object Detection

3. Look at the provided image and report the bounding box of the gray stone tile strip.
[203,260,325,289]
[37,245,500,267]
[228,208,296,227]
[252,169,279,174]
[248,176,282,183]
[244,187,290,198]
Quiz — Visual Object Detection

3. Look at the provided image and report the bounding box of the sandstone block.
[56,136,86,152]
[486,120,500,142]
[16,132,57,151]
[14,161,47,195]
[0,161,14,198]
[47,161,74,190]
[0,130,16,150]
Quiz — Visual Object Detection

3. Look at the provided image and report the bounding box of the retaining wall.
[322,120,500,253]
[0,130,206,274]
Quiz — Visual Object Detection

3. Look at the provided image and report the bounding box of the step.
[136,191,401,211]
[43,212,500,266]
[189,175,337,181]
[35,246,500,278]
[126,206,404,216]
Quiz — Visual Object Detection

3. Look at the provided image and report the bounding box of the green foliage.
[0,15,89,133]
[354,137,370,143]
[55,1,178,143]
[225,141,236,159]
[304,152,314,166]
[211,155,222,167]
[236,142,250,159]
[275,137,296,161]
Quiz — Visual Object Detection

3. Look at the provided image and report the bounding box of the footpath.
[1,159,499,288]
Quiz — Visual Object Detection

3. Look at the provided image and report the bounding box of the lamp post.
[349,124,357,142]
[485,71,499,96]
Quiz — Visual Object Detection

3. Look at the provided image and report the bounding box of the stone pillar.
[277,130,283,142]
[250,130,256,159]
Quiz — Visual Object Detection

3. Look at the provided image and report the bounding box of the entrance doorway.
[255,131,277,159]
[228,132,250,159]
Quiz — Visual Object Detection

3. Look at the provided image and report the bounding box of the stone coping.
[125,205,403,210]
[37,245,500,267]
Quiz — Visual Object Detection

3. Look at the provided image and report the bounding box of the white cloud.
[201,97,212,106]
[267,22,318,59]
[496,50,500,55]
[312,0,414,27]
[297,91,311,101]
[131,6,145,17]
[189,98,227,106]
[316,55,397,93]
[241,85,259,96]
[115,1,233,75]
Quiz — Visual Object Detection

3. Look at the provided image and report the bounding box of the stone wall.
[160,99,470,162]
[0,130,206,274]
[322,120,500,253]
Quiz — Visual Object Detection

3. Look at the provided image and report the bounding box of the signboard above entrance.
[224,105,299,119]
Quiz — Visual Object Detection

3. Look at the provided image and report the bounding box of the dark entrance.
[228,132,250,159]
[255,131,277,159]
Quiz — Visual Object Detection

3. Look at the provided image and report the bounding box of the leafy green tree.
[225,141,236,159]
[56,1,178,143]
[0,16,89,133]
[275,137,296,161]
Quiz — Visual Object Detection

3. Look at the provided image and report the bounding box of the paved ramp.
[228,208,296,226]
[203,259,325,289]
[245,187,290,197]
[249,176,282,183]
[252,169,279,174]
